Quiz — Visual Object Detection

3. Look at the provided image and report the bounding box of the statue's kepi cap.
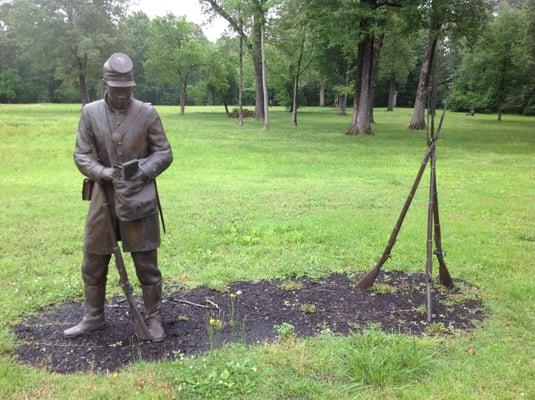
[103,53,136,87]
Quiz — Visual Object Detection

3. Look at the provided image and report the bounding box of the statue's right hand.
[101,166,122,182]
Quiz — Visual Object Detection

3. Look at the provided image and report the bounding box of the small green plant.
[177,315,189,321]
[414,304,427,315]
[171,359,256,398]
[130,337,143,363]
[206,314,225,349]
[228,290,246,343]
[425,322,449,336]
[317,321,332,334]
[370,283,398,295]
[441,297,456,312]
[300,303,317,314]
[275,322,296,342]
[344,328,436,389]
[449,293,468,304]
[279,280,304,291]
[281,299,292,308]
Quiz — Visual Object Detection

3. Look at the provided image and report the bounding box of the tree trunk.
[223,99,229,115]
[180,82,187,115]
[260,21,269,129]
[203,0,264,120]
[253,11,265,121]
[239,31,244,126]
[78,73,90,105]
[368,34,383,124]
[253,51,264,120]
[338,70,350,116]
[347,37,374,135]
[77,54,90,105]
[348,40,366,134]
[319,82,325,107]
[291,74,299,126]
[47,74,59,102]
[341,71,349,115]
[337,95,347,115]
[497,57,507,122]
[355,37,374,134]
[291,36,305,127]
[408,30,438,130]
[387,77,397,111]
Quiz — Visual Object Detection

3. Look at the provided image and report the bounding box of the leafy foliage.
[450,3,534,115]
[379,13,421,88]
[144,14,209,112]
[3,0,128,103]
[0,0,533,120]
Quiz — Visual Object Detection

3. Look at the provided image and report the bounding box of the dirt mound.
[14,271,484,374]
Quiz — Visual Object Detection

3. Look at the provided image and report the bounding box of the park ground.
[0,104,534,399]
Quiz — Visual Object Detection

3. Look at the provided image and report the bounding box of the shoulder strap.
[101,101,119,166]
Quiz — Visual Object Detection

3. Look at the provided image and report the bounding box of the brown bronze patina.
[64,53,173,341]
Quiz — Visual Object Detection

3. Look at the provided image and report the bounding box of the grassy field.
[0,103,534,399]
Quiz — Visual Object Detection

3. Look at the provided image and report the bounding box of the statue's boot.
[63,283,106,338]
[142,280,167,341]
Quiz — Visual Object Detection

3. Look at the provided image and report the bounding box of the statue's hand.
[101,166,122,182]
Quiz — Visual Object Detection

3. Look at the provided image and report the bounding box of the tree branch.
[202,0,246,38]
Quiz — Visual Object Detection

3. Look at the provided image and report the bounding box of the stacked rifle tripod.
[357,91,455,322]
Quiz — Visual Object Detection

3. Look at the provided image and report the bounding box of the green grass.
[0,103,534,399]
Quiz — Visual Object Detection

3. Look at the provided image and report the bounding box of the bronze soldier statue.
[64,53,173,341]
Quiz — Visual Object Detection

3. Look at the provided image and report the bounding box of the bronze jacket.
[74,98,173,255]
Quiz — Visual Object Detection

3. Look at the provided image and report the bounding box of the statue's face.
[106,85,132,110]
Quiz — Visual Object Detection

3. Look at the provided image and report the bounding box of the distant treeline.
[1,1,534,124]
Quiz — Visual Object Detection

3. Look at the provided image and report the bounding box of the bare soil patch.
[14,271,484,374]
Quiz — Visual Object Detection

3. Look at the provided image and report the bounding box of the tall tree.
[346,0,400,135]
[144,15,208,114]
[260,11,269,128]
[450,3,528,119]
[307,0,406,134]
[270,0,310,126]
[0,16,25,103]
[407,0,490,129]
[200,0,272,121]
[517,0,535,114]
[117,11,158,103]
[203,37,239,114]
[305,0,359,116]
[5,0,128,105]
[379,14,420,111]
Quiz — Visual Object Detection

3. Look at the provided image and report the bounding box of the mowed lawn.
[0,103,534,399]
